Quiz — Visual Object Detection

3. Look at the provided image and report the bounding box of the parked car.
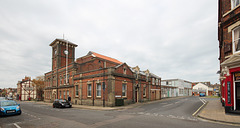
[53,99,72,108]
[0,100,21,116]
[7,97,13,100]
[199,93,206,97]
[0,97,6,101]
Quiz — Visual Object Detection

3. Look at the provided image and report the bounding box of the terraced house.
[218,0,240,113]
[44,39,161,107]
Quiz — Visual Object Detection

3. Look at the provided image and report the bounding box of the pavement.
[197,98,240,125]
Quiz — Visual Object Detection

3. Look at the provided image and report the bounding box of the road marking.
[199,98,207,104]
[175,101,180,104]
[162,103,173,107]
[13,123,21,128]
[192,98,207,116]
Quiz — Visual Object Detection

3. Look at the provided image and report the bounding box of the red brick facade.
[44,39,161,106]
[218,0,240,113]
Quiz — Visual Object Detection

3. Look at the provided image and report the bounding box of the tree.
[32,76,45,101]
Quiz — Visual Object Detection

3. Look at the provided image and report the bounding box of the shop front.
[220,54,240,113]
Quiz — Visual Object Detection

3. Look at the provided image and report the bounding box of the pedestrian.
[68,96,71,102]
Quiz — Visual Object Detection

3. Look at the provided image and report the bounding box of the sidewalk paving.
[197,99,240,125]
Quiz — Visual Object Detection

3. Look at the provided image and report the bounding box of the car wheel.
[18,110,22,115]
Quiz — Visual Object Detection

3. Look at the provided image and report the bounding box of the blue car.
[199,93,206,97]
[0,100,21,116]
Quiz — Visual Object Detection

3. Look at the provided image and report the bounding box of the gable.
[193,83,208,89]
[115,63,133,76]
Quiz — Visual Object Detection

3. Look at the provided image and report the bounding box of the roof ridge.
[89,51,122,64]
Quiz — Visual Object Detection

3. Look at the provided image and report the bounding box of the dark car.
[0,100,21,116]
[53,99,72,108]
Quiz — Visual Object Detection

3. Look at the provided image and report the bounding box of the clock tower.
[49,39,78,70]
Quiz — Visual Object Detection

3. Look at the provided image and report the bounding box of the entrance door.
[236,82,240,110]
[135,89,138,102]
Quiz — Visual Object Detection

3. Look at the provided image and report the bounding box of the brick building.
[44,39,161,107]
[218,0,240,113]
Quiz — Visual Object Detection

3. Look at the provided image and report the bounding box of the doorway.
[236,82,240,110]
[135,88,138,103]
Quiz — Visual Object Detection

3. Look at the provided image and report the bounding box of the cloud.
[0,0,219,88]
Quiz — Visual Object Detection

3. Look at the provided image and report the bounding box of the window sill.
[223,4,240,17]
[233,51,240,55]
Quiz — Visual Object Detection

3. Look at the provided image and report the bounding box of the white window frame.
[231,0,240,9]
[87,84,92,97]
[96,84,101,97]
[232,26,240,54]
[122,84,127,97]
[152,78,155,85]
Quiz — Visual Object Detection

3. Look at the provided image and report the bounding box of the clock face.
[64,50,68,55]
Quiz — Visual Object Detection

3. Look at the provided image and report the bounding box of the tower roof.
[49,38,78,47]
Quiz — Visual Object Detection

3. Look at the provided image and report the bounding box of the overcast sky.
[0,0,219,88]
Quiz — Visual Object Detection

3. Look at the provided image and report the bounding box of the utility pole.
[93,80,95,106]
[103,61,106,107]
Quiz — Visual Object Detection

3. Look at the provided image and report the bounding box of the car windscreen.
[0,101,17,107]
[59,100,67,103]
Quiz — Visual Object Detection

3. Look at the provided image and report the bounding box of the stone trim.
[228,21,240,33]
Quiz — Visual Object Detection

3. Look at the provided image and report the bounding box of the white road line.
[13,123,21,128]
[162,103,173,107]
[192,98,207,116]
[175,101,180,104]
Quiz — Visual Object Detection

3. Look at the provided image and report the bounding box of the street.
[0,97,238,128]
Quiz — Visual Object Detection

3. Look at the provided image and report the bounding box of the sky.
[0,0,219,88]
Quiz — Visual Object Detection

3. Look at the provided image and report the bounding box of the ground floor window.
[96,84,101,97]
[179,89,183,95]
[63,91,66,99]
[59,91,62,99]
[88,84,92,97]
[75,85,79,96]
[122,84,127,97]
[143,87,146,97]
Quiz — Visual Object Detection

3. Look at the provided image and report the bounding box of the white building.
[192,83,213,96]
[161,79,192,98]
[17,77,37,101]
